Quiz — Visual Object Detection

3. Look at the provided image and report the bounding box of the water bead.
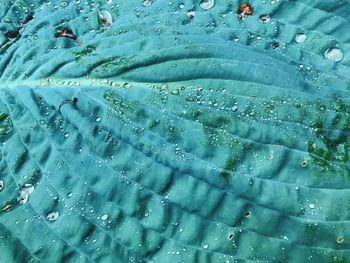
[21,184,34,195]
[259,14,270,23]
[46,211,60,221]
[17,194,29,204]
[123,82,131,89]
[60,1,69,8]
[143,0,152,7]
[186,10,195,19]
[336,236,344,244]
[17,184,35,204]
[231,106,238,112]
[98,10,113,28]
[295,33,307,43]
[200,0,215,10]
[309,204,315,209]
[324,47,344,62]
[101,214,108,221]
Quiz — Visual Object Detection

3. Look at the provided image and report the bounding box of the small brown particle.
[239,3,253,15]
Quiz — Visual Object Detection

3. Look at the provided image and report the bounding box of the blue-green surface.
[1,0,350,262]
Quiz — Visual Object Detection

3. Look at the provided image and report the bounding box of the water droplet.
[96,117,101,122]
[200,0,215,10]
[123,83,131,89]
[228,233,234,240]
[231,106,238,112]
[143,0,152,7]
[258,14,270,23]
[60,1,69,7]
[21,184,34,195]
[336,236,344,244]
[101,214,108,221]
[17,194,29,204]
[309,203,315,209]
[46,211,59,221]
[295,33,307,43]
[324,47,344,62]
[0,204,12,212]
[271,42,279,49]
[98,10,113,28]
[203,244,209,249]
[64,132,69,138]
[17,184,35,205]
[186,10,195,19]
[0,180,3,191]
[179,3,185,9]
[170,89,179,95]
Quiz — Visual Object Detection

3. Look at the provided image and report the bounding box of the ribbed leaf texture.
[1,0,350,262]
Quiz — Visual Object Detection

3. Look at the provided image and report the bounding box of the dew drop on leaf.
[46,211,60,221]
[100,214,108,221]
[98,10,113,28]
[17,193,29,205]
[231,106,238,112]
[336,236,344,244]
[200,0,215,10]
[295,33,307,43]
[143,0,152,7]
[259,14,270,23]
[186,10,195,19]
[324,47,344,62]
[21,184,34,195]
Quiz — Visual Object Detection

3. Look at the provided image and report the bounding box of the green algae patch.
[74,45,96,61]
[0,112,13,137]
[220,158,236,182]
[0,113,8,121]
[308,115,350,176]
[331,256,350,263]
[99,55,136,74]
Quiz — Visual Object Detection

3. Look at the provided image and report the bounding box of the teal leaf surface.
[1,0,350,262]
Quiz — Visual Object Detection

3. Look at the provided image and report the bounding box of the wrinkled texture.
[1,0,350,262]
